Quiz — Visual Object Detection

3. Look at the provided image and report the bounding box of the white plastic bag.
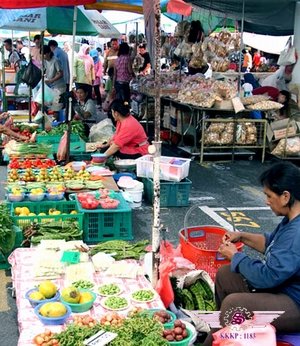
[277,37,296,66]
[33,111,52,131]
[89,118,115,143]
[33,82,55,105]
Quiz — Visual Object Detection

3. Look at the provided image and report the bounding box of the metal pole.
[151,0,162,287]
[237,0,245,94]
[66,6,78,164]
[41,31,45,130]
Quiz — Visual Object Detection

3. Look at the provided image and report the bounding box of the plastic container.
[46,192,65,201]
[143,178,191,207]
[34,302,71,325]
[11,200,83,229]
[142,309,176,329]
[72,161,86,171]
[25,288,60,308]
[91,153,107,164]
[167,327,193,346]
[75,193,133,244]
[37,134,85,154]
[7,193,25,202]
[60,289,96,313]
[28,193,45,202]
[136,155,191,182]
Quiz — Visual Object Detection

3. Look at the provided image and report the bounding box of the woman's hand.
[218,242,238,260]
[74,114,81,120]
[222,231,242,244]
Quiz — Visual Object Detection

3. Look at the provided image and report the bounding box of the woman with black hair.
[99,99,149,159]
[114,42,135,103]
[203,161,300,345]
[277,90,291,119]
[73,86,100,136]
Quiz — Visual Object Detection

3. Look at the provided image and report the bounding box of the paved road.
[0,156,281,345]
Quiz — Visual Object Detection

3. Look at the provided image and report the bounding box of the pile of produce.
[22,220,82,246]
[90,240,149,259]
[171,277,216,311]
[38,120,87,141]
[5,142,52,159]
[162,320,189,342]
[0,203,16,255]
[8,158,56,170]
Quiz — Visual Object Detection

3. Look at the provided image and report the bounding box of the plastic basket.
[0,225,23,270]
[143,178,192,207]
[136,155,191,182]
[75,193,133,244]
[10,200,83,229]
[37,134,85,154]
[179,206,243,281]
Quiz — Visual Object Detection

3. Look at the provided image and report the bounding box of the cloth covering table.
[8,248,164,346]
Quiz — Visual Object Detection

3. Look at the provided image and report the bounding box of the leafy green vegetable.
[0,203,16,254]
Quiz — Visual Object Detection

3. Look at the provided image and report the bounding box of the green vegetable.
[190,283,206,310]
[98,283,121,296]
[72,280,94,290]
[103,296,128,310]
[0,203,16,254]
[181,288,194,310]
[132,289,155,302]
[198,279,214,300]
[90,240,149,260]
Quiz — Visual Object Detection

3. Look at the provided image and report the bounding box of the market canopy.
[0,0,95,9]
[0,6,120,37]
[186,0,297,36]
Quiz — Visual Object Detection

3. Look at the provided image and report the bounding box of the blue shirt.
[231,215,300,306]
[53,47,70,86]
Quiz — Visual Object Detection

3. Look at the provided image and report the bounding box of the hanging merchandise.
[277,36,297,66]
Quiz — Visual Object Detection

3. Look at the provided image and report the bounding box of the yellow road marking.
[0,270,11,312]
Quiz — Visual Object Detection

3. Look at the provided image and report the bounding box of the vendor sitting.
[73,86,101,136]
[98,99,149,159]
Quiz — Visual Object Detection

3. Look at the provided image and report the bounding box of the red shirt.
[113,115,149,155]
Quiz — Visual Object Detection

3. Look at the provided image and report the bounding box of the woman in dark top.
[138,44,151,75]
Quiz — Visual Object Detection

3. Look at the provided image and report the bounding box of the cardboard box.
[267,118,299,142]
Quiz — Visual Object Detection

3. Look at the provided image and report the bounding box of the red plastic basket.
[179,206,243,281]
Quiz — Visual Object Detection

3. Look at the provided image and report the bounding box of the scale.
[83,330,118,346]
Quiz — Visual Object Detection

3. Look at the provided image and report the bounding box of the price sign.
[83,330,118,346]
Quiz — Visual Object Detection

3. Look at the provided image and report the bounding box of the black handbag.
[21,61,41,89]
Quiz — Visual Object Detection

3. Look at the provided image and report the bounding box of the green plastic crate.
[70,152,92,161]
[10,200,83,229]
[37,134,86,154]
[0,225,23,270]
[143,178,192,207]
[75,193,133,244]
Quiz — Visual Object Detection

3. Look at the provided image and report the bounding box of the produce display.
[247,100,283,111]
[101,296,129,310]
[5,142,52,159]
[0,203,16,255]
[22,221,82,245]
[98,283,122,296]
[77,192,120,210]
[27,280,58,303]
[131,289,155,302]
[37,120,87,141]
[171,277,216,311]
[72,280,94,290]
[153,310,173,324]
[162,320,189,342]
[8,158,56,170]
[100,312,124,327]
[90,240,149,259]
[61,286,95,305]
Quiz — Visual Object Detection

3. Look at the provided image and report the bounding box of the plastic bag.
[277,37,296,66]
[33,111,52,131]
[57,131,67,161]
[21,61,41,89]
[89,118,115,143]
[33,82,55,105]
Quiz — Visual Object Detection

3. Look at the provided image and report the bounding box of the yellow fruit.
[29,291,45,301]
[38,212,46,216]
[70,210,77,215]
[61,286,81,304]
[39,302,67,318]
[19,212,28,217]
[15,207,22,215]
[79,291,94,304]
[21,207,30,216]
[38,281,57,299]
[28,212,36,216]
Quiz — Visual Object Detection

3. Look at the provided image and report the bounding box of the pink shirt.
[115,55,133,83]
[113,115,149,155]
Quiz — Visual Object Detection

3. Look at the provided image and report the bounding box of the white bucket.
[123,181,144,208]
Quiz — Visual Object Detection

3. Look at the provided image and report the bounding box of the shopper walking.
[90,49,103,108]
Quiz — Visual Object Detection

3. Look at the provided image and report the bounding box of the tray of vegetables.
[98,283,122,297]
[131,289,156,303]
[101,296,129,311]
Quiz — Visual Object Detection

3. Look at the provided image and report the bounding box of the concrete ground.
[0,150,281,345]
